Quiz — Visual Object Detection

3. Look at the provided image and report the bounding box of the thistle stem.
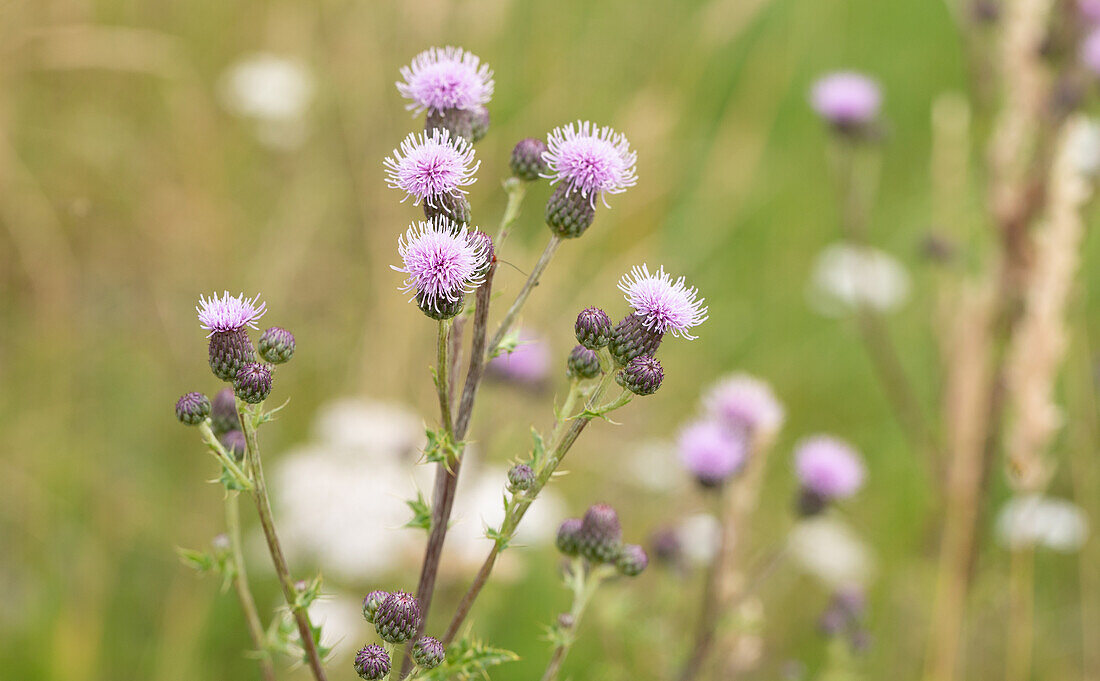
[225,491,277,681]
[237,399,329,681]
[540,559,610,681]
[487,234,562,357]
[198,420,252,490]
[435,319,455,438]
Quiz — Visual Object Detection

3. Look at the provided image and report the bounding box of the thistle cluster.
[356,589,444,678]
[555,503,649,578]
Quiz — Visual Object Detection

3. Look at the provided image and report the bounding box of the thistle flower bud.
[556,518,583,556]
[412,636,446,669]
[417,292,465,320]
[545,184,596,238]
[220,429,247,462]
[209,329,257,382]
[175,392,211,425]
[557,613,575,629]
[616,544,649,577]
[510,138,550,181]
[362,590,389,624]
[469,105,490,143]
[577,504,623,564]
[608,314,663,366]
[374,591,422,644]
[425,105,490,144]
[567,345,601,380]
[507,463,535,492]
[423,192,472,226]
[617,355,664,396]
[468,230,495,275]
[259,326,295,364]
[575,307,612,349]
[353,644,391,680]
[234,362,273,404]
[210,387,240,434]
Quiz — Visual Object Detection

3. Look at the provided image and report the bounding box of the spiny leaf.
[405,490,433,532]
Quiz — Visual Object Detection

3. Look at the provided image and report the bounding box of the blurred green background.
[2,1,1098,680]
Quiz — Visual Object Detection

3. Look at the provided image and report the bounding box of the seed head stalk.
[225,491,277,681]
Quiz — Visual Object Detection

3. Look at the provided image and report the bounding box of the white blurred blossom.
[788,516,874,587]
[996,495,1089,552]
[628,439,682,492]
[219,53,314,150]
[306,591,370,660]
[676,513,723,567]
[313,398,424,461]
[1067,118,1100,176]
[807,243,911,316]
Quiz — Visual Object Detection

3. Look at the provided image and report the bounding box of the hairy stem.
[487,234,562,357]
[540,559,609,681]
[237,400,329,681]
[225,491,277,681]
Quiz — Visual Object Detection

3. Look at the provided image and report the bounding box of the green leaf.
[176,547,216,574]
[424,428,460,469]
[405,490,433,532]
[413,635,519,681]
[529,428,546,469]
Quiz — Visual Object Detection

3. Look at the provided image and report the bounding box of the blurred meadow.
[2,1,1099,681]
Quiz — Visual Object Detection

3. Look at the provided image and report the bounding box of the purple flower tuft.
[1082,29,1100,75]
[810,72,882,128]
[618,265,708,339]
[543,121,637,207]
[196,291,266,337]
[677,420,749,487]
[704,374,785,435]
[384,129,479,207]
[1081,0,1100,22]
[397,46,494,114]
[795,435,866,500]
[393,218,490,315]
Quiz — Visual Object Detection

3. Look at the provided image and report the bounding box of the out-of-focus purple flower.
[543,121,637,207]
[795,436,865,500]
[384,129,479,207]
[810,72,882,129]
[618,264,708,340]
[1081,29,1100,75]
[393,218,489,315]
[488,333,550,385]
[1081,0,1100,23]
[197,291,266,336]
[677,420,749,487]
[397,46,494,114]
[704,374,784,436]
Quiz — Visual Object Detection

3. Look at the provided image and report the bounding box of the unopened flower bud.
[567,345,601,380]
[362,590,389,624]
[220,429,247,462]
[617,355,664,396]
[353,644,391,680]
[507,463,535,492]
[616,544,649,577]
[577,504,623,564]
[210,387,240,434]
[417,292,465,320]
[556,518,583,556]
[557,613,575,629]
[511,138,550,181]
[375,591,422,644]
[575,307,612,349]
[234,362,273,404]
[468,230,495,276]
[208,328,256,382]
[423,192,472,226]
[545,184,596,238]
[425,106,490,144]
[175,392,210,425]
[469,106,490,143]
[608,314,663,366]
[259,326,295,364]
[412,636,446,669]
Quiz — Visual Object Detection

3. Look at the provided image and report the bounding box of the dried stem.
[238,400,329,681]
[225,491,277,681]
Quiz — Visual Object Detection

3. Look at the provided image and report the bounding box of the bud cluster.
[357,588,445,674]
[555,503,649,578]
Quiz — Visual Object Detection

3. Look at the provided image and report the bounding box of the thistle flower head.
[384,129,479,207]
[175,392,210,425]
[259,326,295,364]
[511,137,550,181]
[543,121,637,207]
[577,503,623,564]
[234,362,273,404]
[616,544,649,577]
[617,355,664,396]
[810,72,882,129]
[397,46,494,114]
[362,589,389,624]
[677,419,748,487]
[567,345,602,380]
[795,436,866,500]
[618,265,708,339]
[353,644,391,680]
[394,219,489,315]
[507,463,535,491]
[412,636,446,669]
[196,291,266,337]
[220,429,246,462]
[374,591,422,644]
[556,518,583,556]
[210,387,240,434]
[575,306,612,349]
[704,374,785,435]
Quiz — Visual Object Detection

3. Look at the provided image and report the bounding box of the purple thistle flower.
[810,72,882,129]
[488,332,550,385]
[677,420,749,487]
[196,291,266,337]
[397,46,494,114]
[795,435,866,500]
[1082,29,1100,76]
[1081,0,1100,22]
[618,264,708,340]
[384,129,479,207]
[543,121,638,207]
[393,218,489,314]
[704,374,785,435]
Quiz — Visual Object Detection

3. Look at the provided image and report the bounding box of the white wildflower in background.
[676,513,723,567]
[995,495,1089,552]
[807,243,911,316]
[312,399,424,461]
[218,53,315,150]
[1067,118,1100,176]
[788,516,875,588]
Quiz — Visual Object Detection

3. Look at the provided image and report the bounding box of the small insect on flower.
[397,46,495,114]
[543,121,637,207]
[196,291,267,337]
[393,218,491,318]
[384,129,479,208]
[618,265,708,340]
